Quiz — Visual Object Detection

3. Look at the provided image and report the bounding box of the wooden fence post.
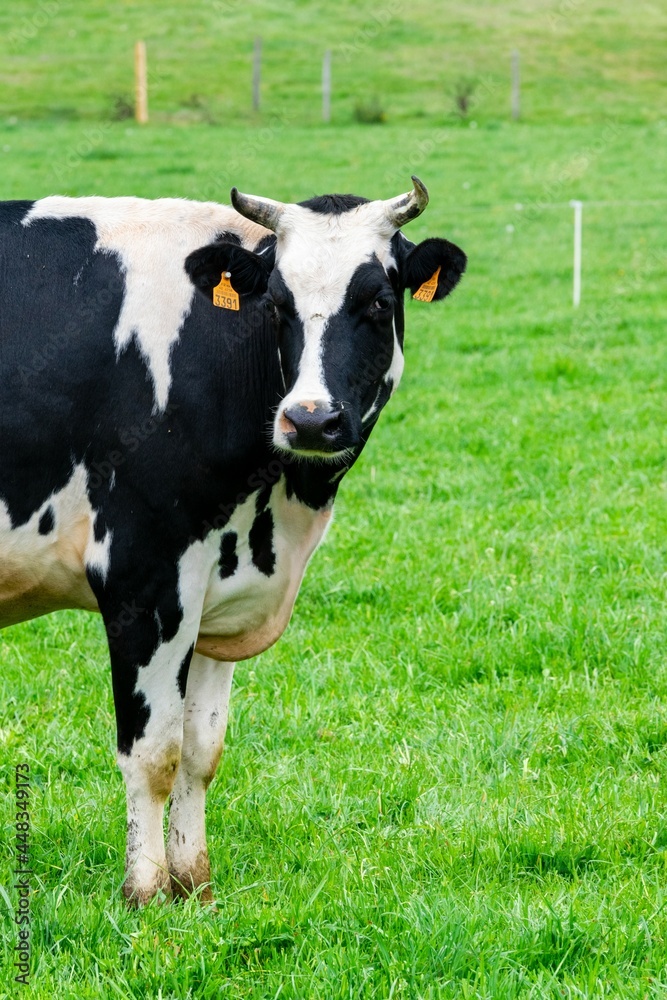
[134,41,148,124]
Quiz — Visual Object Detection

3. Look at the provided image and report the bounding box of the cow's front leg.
[110,627,199,905]
[167,653,235,901]
[116,719,182,905]
[97,584,203,905]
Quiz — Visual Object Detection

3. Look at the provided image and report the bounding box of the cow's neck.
[170,329,352,533]
[283,459,348,511]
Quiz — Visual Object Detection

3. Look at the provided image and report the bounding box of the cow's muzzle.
[278,400,346,455]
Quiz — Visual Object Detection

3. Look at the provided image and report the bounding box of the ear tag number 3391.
[412,266,441,303]
[213,272,240,311]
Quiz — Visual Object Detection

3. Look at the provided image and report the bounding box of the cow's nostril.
[279,412,297,435]
[320,411,343,438]
[282,401,344,451]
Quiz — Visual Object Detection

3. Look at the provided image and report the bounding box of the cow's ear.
[184,240,275,300]
[402,236,467,301]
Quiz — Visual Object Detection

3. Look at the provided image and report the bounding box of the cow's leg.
[110,627,200,906]
[94,563,207,906]
[166,653,235,901]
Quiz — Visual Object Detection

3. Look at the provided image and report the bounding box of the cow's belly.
[0,554,97,628]
[195,572,297,661]
[196,485,332,662]
[0,467,332,658]
[0,465,102,628]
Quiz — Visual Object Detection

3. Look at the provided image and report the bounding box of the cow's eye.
[372,295,392,314]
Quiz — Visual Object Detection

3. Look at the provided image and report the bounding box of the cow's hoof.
[170,876,214,904]
[169,850,213,903]
[122,873,172,907]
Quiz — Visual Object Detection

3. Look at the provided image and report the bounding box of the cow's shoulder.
[21,195,271,250]
[0,200,35,228]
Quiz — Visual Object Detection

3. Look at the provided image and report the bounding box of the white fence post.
[253,36,262,112]
[570,200,583,307]
[511,49,520,121]
[322,49,332,123]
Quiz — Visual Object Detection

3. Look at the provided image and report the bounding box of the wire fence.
[438,198,666,311]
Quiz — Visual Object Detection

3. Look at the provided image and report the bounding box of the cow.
[0,177,466,904]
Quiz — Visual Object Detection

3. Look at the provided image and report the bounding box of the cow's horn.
[230,187,286,232]
[382,175,429,229]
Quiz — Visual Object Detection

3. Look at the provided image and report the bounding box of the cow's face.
[265,200,408,459]
[186,179,466,461]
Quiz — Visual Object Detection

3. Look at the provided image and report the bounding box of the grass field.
[1,2,667,997]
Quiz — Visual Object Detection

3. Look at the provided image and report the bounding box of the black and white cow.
[0,178,466,903]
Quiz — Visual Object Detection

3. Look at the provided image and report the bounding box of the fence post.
[570,200,583,307]
[253,36,262,112]
[511,49,520,121]
[322,49,332,123]
[134,41,148,124]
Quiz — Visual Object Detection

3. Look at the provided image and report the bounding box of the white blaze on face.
[386,318,405,392]
[272,201,403,449]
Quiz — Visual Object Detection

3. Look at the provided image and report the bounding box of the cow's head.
[188,178,466,460]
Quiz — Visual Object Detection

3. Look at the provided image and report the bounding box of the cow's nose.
[281,400,344,451]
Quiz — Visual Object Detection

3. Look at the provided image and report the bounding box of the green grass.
[1,0,665,126]
[2,2,667,997]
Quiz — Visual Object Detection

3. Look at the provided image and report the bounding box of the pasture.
[1,2,667,996]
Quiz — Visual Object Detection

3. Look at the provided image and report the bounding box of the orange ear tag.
[412,266,441,303]
[212,272,240,311]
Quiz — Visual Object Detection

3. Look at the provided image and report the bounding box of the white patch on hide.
[195,478,332,660]
[85,522,113,582]
[22,197,270,412]
[0,463,112,624]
